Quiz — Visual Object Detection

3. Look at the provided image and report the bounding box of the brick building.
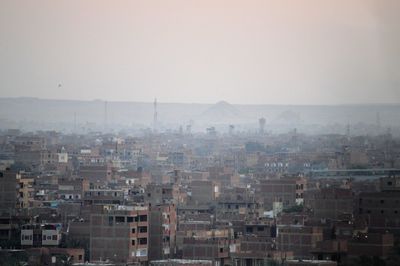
[149,204,177,261]
[21,223,62,247]
[257,176,306,209]
[277,226,323,259]
[307,188,354,221]
[89,205,149,263]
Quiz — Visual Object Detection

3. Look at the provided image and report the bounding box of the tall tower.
[186,124,192,135]
[346,123,351,139]
[104,101,108,132]
[259,117,266,134]
[229,124,235,135]
[376,112,381,132]
[153,98,158,132]
[73,112,77,133]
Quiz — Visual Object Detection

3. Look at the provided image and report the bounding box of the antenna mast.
[153,98,158,132]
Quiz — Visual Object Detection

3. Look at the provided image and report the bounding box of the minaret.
[153,98,158,132]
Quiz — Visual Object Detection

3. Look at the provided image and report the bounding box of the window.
[388,181,393,186]
[246,227,253,233]
[139,215,147,222]
[220,248,223,253]
[52,235,58,240]
[139,238,147,245]
[257,226,264,231]
[78,255,83,260]
[43,235,46,240]
[115,216,125,223]
[139,226,147,233]
[132,239,136,246]
[109,216,114,226]
[127,216,134,223]
[132,228,136,234]
[47,235,52,240]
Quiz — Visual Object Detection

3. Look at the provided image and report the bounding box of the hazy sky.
[0,0,399,105]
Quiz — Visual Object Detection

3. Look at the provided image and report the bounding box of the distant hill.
[0,97,399,134]
[198,101,241,123]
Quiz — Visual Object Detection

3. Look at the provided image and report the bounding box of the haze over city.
[1,1,400,266]
[1,0,400,104]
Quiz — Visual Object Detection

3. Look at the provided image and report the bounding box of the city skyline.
[1,1,400,265]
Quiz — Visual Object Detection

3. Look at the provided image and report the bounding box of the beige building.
[17,174,34,208]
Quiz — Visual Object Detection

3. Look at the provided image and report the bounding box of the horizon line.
[1,96,400,107]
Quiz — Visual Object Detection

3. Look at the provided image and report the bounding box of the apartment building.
[257,176,306,209]
[277,226,323,259]
[89,205,149,264]
[149,204,177,261]
[83,189,124,205]
[21,223,62,247]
